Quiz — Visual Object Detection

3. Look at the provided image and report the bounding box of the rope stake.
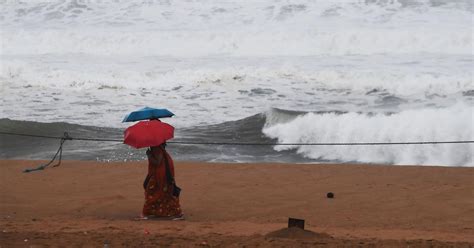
[23,132,71,173]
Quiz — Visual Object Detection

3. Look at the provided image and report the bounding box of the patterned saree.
[142,146,182,217]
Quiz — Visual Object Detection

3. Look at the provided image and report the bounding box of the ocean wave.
[2,55,472,96]
[0,116,295,163]
[1,0,471,56]
[1,28,471,56]
[262,104,474,166]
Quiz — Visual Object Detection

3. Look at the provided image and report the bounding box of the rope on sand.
[0,131,473,173]
[20,132,72,173]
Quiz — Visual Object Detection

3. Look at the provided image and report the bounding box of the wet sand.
[0,160,473,247]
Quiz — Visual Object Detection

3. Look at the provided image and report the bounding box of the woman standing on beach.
[141,144,183,220]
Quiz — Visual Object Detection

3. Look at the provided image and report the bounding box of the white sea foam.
[263,104,474,166]
[1,0,472,56]
[1,55,472,95]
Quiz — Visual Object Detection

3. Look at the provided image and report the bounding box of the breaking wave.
[2,55,472,96]
[263,105,474,166]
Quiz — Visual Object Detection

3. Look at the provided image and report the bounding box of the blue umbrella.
[122,107,174,122]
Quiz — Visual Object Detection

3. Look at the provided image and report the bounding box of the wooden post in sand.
[288,218,305,229]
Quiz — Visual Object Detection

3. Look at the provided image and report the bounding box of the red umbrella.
[124,120,174,149]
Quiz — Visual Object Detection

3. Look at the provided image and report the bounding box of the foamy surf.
[263,105,473,166]
[1,0,471,56]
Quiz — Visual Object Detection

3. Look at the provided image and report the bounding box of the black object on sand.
[288,218,305,229]
[327,192,334,198]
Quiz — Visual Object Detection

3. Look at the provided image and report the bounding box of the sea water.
[0,0,472,165]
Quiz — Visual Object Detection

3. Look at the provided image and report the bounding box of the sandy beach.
[0,160,472,247]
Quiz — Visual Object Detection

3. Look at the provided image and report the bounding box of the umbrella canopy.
[122,107,174,122]
[124,120,174,149]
